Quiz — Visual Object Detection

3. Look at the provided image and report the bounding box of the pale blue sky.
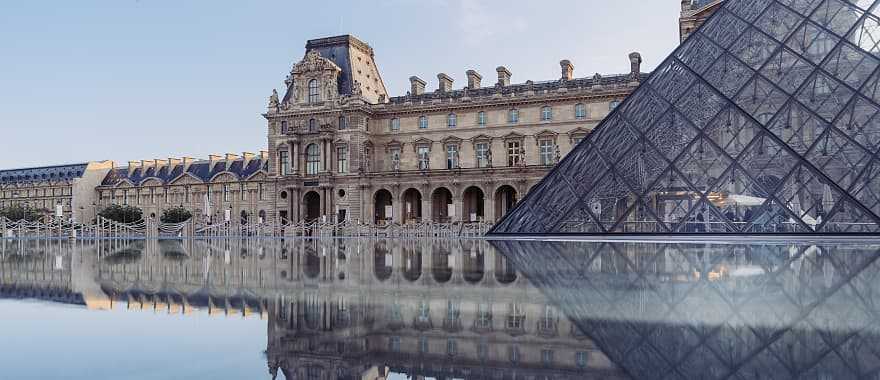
[0,0,681,169]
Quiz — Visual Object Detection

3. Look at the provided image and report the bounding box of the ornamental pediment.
[292,50,341,75]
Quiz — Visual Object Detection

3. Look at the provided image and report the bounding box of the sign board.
[55,204,63,218]
[384,206,393,220]
[470,213,477,222]
[304,181,319,187]
[385,253,393,267]
[224,209,231,222]
[447,204,456,217]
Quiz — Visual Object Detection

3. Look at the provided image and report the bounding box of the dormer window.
[308,79,320,103]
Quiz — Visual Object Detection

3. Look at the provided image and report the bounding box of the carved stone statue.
[392,153,400,172]
[420,152,430,171]
[518,147,527,167]
[555,144,562,164]
[485,149,493,167]
[268,89,279,109]
[351,80,363,96]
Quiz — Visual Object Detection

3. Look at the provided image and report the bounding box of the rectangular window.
[389,337,401,353]
[279,150,290,176]
[507,141,522,167]
[576,351,589,368]
[258,183,264,201]
[419,337,429,353]
[223,185,230,202]
[541,106,552,121]
[447,339,457,356]
[338,116,346,130]
[539,139,555,165]
[185,186,190,202]
[572,136,584,146]
[280,121,288,134]
[475,143,489,168]
[446,144,459,169]
[477,111,487,126]
[417,146,430,170]
[390,118,400,132]
[419,116,428,129]
[542,350,554,365]
[337,146,348,173]
[575,103,587,119]
[508,109,519,123]
[240,184,247,201]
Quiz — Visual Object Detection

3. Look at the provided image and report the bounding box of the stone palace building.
[266,35,643,224]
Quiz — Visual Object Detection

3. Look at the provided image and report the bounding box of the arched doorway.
[463,186,485,222]
[495,185,518,221]
[374,189,393,224]
[401,188,423,223]
[303,191,321,222]
[432,187,453,223]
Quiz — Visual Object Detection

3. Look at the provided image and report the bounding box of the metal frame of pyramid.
[491,0,880,235]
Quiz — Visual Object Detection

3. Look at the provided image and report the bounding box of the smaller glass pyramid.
[491,0,880,235]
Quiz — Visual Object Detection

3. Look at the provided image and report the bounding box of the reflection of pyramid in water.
[491,0,880,235]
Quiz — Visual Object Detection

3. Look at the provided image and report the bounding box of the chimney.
[242,152,256,167]
[182,157,196,172]
[410,76,426,96]
[127,161,140,176]
[560,60,574,81]
[167,158,182,171]
[629,52,643,80]
[260,150,269,160]
[154,158,167,171]
[437,73,454,93]
[208,154,223,172]
[466,70,482,90]
[225,153,240,164]
[496,66,511,86]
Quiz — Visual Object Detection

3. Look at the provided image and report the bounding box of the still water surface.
[1,238,879,379]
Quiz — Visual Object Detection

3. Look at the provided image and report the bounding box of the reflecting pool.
[1,238,880,379]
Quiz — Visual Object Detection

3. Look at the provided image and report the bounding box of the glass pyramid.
[491,0,880,235]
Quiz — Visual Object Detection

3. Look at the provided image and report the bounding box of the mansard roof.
[100,157,268,187]
[491,0,880,235]
[0,163,88,184]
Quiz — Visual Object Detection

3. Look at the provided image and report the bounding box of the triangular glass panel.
[489,0,880,235]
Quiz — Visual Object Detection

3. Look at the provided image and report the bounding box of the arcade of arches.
[277,183,520,224]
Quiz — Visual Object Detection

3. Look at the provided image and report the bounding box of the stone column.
[485,184,496,223]
[292,143,299,175]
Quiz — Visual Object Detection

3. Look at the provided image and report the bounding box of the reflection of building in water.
[0,238,624,379]
[494,240,880,379]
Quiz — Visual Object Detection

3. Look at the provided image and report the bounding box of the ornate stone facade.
[679,0,724,41]
[267,35,645,224]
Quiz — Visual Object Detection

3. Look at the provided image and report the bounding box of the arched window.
[575,103,587,119]
[308,79,320,103]
[306,144,320,175]
[448,113,457,128]
[419,116,428,129]
[309,118,318,132]
[508,109,519,123]
[541,106,552,121]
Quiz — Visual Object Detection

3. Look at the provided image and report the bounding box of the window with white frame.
[337,146,348,173]
[446,144,459,169]
[306,144,320,175]
[575,103,587,119]
[418,115,428,129]
[475,142,489,168]
[390,118,400,132]
[539,139,555,165]
[541,106,552,121]
[477,111,487,126]
[508,109,519,123]
[447,113,457,128]
[507,141,523,167]
[308,79,319,103]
